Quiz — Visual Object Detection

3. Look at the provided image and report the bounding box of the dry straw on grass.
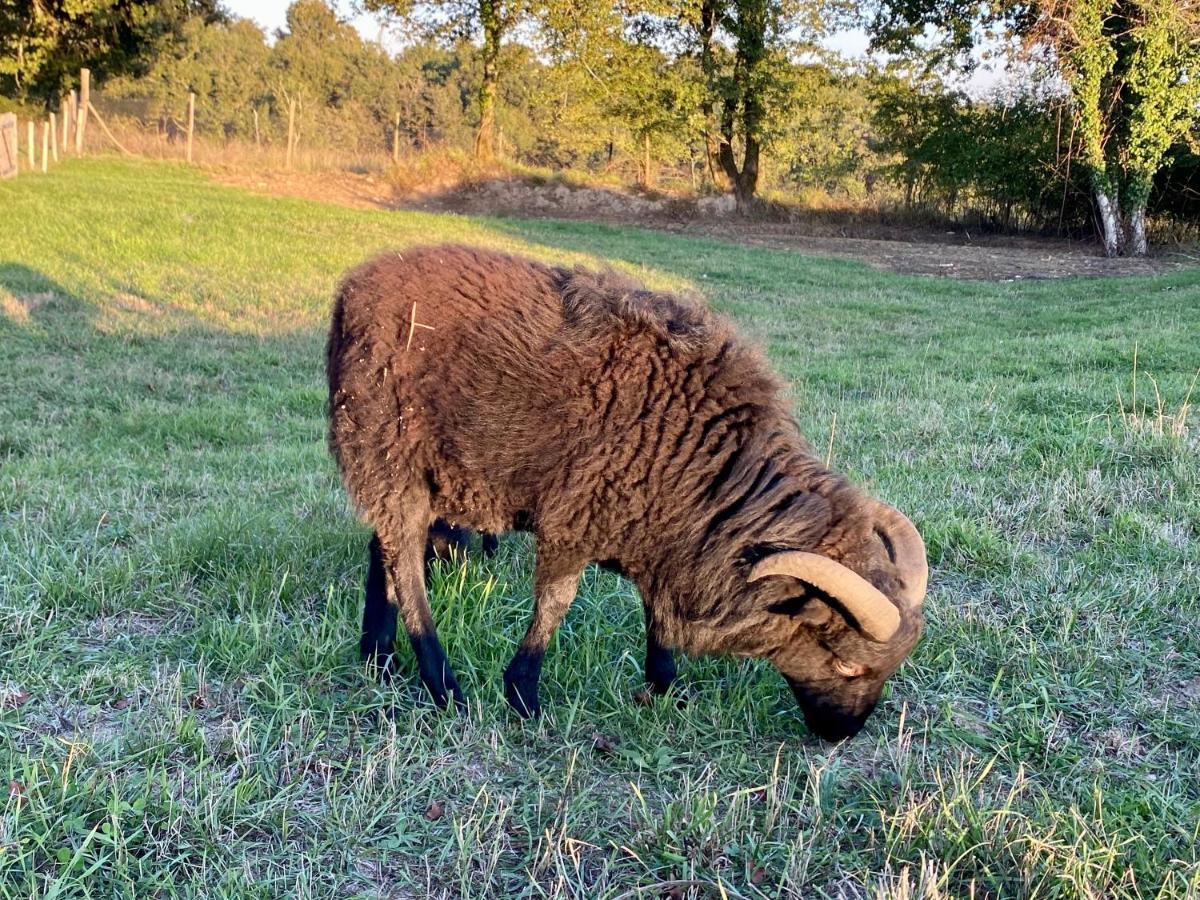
[1115,344,1198,441]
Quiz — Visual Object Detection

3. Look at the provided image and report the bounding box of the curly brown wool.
[327,245,928,741]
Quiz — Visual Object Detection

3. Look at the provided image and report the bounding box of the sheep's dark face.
[771,608,923,741]
[748,499,927,742]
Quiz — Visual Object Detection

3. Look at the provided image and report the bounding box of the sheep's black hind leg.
[481,532,500,557]
[375,498,465,711]
[361,532,398,679]
[644,605,677,696]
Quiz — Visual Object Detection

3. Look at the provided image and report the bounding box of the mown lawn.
[2,158,1198,898]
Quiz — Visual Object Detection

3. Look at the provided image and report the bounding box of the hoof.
[481,532,500,557]
[645,655,677,698]
[361,639,398,683]
[504,677,541,719]
[423,676,467,712]
[636,686,689,710]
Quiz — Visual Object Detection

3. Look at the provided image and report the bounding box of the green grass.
[2,158,1198,898]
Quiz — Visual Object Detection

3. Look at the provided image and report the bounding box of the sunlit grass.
[1,158,1198,898]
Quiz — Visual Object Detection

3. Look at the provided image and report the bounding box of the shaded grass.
[1,158,1199,898]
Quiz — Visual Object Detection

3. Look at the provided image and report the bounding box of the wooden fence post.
[253,107,261,148]
[186,92,195,163]
[75,68,90,153]
[41,121,49,172]
[0,113,17,178]
[49,114,58,163]
[286,98,296,170]
[69,91,78,150]
[27,120,35,168]
[60,97,69,150]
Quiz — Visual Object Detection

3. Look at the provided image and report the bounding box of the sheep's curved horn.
[749,552,901,642]
[868,501,928,609]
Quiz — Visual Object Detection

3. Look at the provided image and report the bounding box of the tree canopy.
[0,0,225,100]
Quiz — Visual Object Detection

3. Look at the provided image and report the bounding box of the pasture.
[1,159,1198,898]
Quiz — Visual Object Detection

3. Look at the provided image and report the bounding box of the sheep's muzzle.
[785,676,878,742]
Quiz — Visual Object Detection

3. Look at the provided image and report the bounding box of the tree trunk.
[719,132,759,215]
[698,0,726,190]
[1095,184,1124,258]
[1128,201,1148,256]
[474,0,501,161]
[641,132,654,188]
[712,0,767,215]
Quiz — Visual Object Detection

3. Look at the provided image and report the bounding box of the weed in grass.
[1113,343,1199,444]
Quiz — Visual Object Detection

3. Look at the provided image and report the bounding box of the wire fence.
[5,67,423,180]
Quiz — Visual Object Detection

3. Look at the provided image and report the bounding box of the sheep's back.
[326,246,564,528]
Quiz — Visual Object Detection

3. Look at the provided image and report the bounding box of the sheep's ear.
[766,595,813,616]
[766,589,835,626]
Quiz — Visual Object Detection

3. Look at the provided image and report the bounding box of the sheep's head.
[748,499,927,742]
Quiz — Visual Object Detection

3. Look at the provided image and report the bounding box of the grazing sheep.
[327,245,928,741]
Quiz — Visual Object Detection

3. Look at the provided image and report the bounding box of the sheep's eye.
[832,658,866,679]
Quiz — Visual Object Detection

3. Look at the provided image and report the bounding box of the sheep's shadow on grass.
[0,262,89,328]
[0,264,366,685]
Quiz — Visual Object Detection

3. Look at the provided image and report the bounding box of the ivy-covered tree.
[1041,0,1200,255]
[864,0,1200,256]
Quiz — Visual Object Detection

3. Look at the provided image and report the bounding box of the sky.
[223,0,1004,96]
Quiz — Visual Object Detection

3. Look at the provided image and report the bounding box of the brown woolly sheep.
[326,245,928,741]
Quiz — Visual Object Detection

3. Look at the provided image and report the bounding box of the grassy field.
[1,159,1198,899]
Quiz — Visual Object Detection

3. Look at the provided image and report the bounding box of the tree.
[108,17,273,139]
[864,0,1200,256]
[1052,0,1200,255]
[548,0,830,212]
[362,0,523,159]
[270,0,398,152]
[538,1,702,185]
[686,0,817,212]
[0,0,224,102]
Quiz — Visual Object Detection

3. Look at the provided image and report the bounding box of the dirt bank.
[215,168,1198,282]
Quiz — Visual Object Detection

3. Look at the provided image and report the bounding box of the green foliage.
[12,0,1196,241]
[0,0,224,102]
[1058,0,1120,194]
[773,65,878,198]
[865,0,1200,251]
[863,0,1032,67]
[361,0,525,156]
[108,17,273,140]
[1123,0,1200,205]
[870,72,1092,230]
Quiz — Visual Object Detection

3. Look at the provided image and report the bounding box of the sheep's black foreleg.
[503,552,582,718]
[644,605,677,695]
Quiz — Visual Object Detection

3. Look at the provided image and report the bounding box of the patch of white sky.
[223,0,1014,99]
